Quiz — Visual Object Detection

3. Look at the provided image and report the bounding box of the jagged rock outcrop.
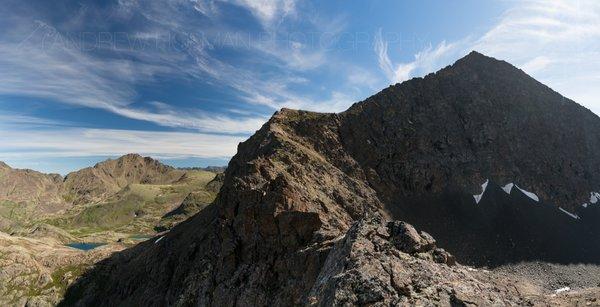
[307,215,524,306]
[205,172,225,193]
[62,108,383,306]
[155,190,216,231]
[62,52,600,305]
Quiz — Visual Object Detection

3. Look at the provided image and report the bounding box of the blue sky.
[1,0,599,174]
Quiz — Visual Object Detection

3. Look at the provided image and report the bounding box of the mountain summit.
[0,154,186,217]
[342,50,600,208]
[63,153,185,204]
[63,52,600,306]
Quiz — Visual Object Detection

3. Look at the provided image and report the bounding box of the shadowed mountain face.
[392,181,600,266]
[62,52,600,306]
[340,51,600,209]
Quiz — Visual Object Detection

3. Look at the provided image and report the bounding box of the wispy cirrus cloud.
[1,0,369,172]
[0,19,267,134]
[0,126,245,159]
[0,113,73,128]
[229,0,297,27]
[0,0,355,136]
[374,28,460,84]
[104,103,268,134]
[190,0,297,27]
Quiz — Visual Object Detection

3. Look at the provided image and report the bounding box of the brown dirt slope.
[0,163,66,215]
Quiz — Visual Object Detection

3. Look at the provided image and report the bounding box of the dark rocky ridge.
[341,51,600,208]
[62,52,600,306]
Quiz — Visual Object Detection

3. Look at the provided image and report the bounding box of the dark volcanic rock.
[62,52,600,306]
[340,51,600,210]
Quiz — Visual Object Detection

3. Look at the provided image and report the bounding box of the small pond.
[66,242,106,251]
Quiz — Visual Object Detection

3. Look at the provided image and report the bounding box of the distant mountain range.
[1,154,184,208]
[0,154,225,306]
[0,154,227,233]
[60,52,600,306]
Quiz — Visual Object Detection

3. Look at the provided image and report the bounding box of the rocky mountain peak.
[62,154,183,205]
[0,161,67,214]
[344,51,600,208]
[62,52,600,305]
[452,50,503,67]
[92,153,168,170]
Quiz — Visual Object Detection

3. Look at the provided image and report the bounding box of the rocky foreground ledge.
[307,214,600,306]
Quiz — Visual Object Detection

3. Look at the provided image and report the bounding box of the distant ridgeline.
[0,154,223,235]
[177,166,227,173]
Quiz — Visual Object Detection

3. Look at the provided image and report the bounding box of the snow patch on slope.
[515,184,539,202]
[559,207,580,220]
[473,179,489,204]
[502,183,514,194]
[590,192,600,204]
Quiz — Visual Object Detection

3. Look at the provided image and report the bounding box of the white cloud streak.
[0,20,267,134]
[103,103,268,134]
[190,0,298,27]
[374,28,459,84]
[0,127,246,159]
[229,0,297,27]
